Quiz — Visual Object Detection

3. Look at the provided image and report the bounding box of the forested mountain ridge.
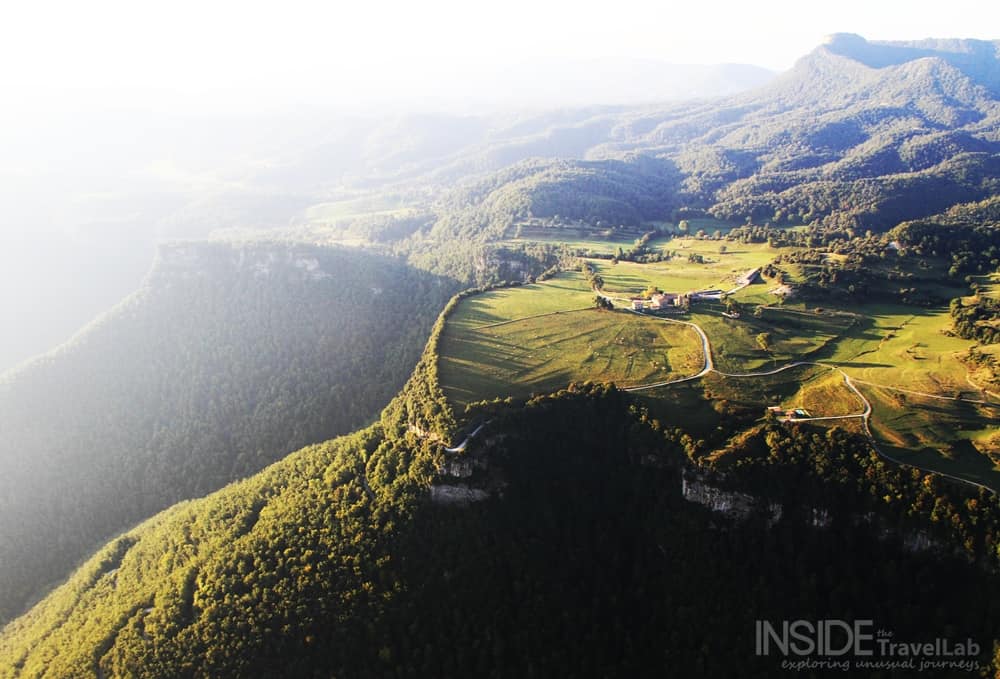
[0,241,456,624]
[820,33,1000,90]
[334,34,1000,246]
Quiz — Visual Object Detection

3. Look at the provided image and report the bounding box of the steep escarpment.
[0,241,455,624]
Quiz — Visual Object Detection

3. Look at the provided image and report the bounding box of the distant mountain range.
[346,33,1000,242]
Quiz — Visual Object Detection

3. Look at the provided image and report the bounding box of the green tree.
[756,332,771,352]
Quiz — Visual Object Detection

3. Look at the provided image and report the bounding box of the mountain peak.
[821,33,999,65]
[814,33,1000,94]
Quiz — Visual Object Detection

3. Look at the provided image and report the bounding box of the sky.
[2,0,999,115]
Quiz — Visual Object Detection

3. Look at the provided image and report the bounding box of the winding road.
[596,293,999,494]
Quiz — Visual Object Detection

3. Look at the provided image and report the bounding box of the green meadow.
[690,307,856,374]
[445,271,595,332]
[819,304,981,396]
[862,384,1000,489]
[708,364,863,418]
[439,303,702,411]
[501,232,666,256]
[590,239,782,297]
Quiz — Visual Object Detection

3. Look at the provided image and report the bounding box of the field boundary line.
[473,306,595,330]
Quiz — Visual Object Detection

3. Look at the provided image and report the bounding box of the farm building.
[737,268,761,286]
[649,293,677,310]
[631,299,646,311]
[689,289,723,301]
[767,406,812,419]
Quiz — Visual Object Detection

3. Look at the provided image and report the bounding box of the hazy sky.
[2,0,999,113]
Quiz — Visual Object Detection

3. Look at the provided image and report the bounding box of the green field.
[591,239,784,297]
[439,305,702,411]
[787,369,866,417]
[636,365,867,454]
[689,307,856,374]
[446,272,595,331]
[702,364,821,407]
[501,231,664,256]
[708,365,863,418]
[862,385,1000,489]
[817,304,981,396]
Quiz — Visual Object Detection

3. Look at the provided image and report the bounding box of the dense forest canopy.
[0,242,456,624]
[3,372,999,677]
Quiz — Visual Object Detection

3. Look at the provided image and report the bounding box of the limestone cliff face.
[681,472,782,525]
[681,470,950,556]
[430,484,490,505]
[429,426,504,506]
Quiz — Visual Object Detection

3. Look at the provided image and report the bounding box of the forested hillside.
[3,370,999,677]
[0,242,455,623]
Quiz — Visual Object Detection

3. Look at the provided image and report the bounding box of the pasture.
[590,239,782,297]
[861,384,1000,490]
[439,305,702,411]
[689,307,856,374]
[820,304,982,397]
[445,272,595,332]
[501,231,665,256]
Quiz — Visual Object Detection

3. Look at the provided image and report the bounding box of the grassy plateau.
[438,274,702,411]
